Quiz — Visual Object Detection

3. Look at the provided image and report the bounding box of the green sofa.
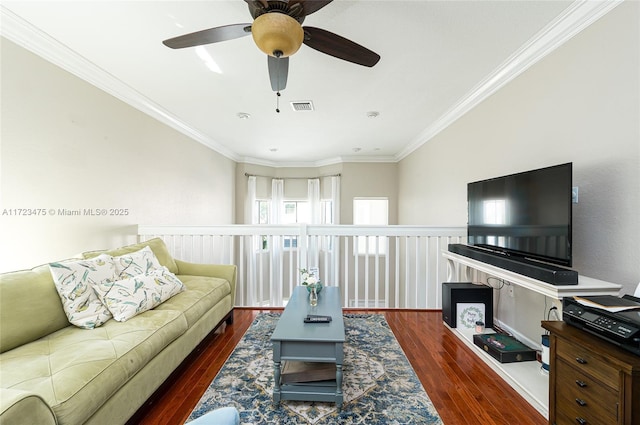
[0,238,236,425]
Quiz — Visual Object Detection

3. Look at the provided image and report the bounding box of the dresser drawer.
[556,338,619,389]
[556,359,618,424]
[556,409,616,425]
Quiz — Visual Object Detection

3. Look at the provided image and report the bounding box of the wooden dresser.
[542,321,640,425]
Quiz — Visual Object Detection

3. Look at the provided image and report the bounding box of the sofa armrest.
[0,388,57,425]
[174,260,237,306]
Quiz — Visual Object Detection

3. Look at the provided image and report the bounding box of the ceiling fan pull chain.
[275,52,282,113]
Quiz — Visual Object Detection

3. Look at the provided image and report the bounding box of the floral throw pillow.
[49,254,115,329]
[92,267,185,322]
[113,246,162,279]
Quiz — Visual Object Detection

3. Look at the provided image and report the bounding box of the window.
[283,237,298,248]
[353,198,388,254]
[256,199,334,250]
[282,202,307,249]
[257,199,333,225]
[257,200,269,224]
[283,201,309,224]
[256,200,269,250]
[321,200,333,224]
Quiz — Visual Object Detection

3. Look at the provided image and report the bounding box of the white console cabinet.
[443,251,622,299]
[442,250,622,419]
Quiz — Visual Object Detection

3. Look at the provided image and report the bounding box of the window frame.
[353,197,389,255]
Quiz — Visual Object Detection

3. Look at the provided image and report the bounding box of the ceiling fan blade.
[268,55,289,92]
[163,23,252,49]
[302,26,380,67]
[294,0,333,16]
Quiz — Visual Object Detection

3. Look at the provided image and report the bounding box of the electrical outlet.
[507,284,515,298]
[572,186,579,204]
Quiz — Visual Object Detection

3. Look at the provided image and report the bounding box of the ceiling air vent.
[290,101,314,111]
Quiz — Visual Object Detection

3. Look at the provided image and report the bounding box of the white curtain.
[330,175,341,285]
[331,175,341,225]
[270,179,284,225]
[307,179,321,272]
[270,179,284,305]
[246,176,257,224]
[245,176,258,305]
[308,178,321,224]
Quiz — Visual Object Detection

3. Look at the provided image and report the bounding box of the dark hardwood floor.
[129,309,547,425]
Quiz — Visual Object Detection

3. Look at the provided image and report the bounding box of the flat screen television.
[467,163,573,267]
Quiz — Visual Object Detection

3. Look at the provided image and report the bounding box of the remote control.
[307,314,332,320]
[304,315,332,323]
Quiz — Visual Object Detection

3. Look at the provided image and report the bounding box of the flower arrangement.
[300,268,322,292]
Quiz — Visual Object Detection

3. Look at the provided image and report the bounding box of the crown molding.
[237,154,397,168]
[395,0,624,162]
[330,155,398,164]
[0,5,240,162]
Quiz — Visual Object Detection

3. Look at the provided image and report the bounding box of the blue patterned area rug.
[188,313,443,424]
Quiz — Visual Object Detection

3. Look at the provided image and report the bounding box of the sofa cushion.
[113,246,162,279]
[0,309,187,425]
[93,268,185,322]
[49,255,115,329]
[155,275,231,327]
[83,238,178,274]
[0,265,70,354]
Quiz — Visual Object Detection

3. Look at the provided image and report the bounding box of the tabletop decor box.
[473,333,537,363]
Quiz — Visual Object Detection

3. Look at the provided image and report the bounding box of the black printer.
[563,295,640,356]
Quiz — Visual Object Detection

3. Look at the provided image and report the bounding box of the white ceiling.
[0,1,621,166]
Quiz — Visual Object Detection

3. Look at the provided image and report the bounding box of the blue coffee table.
[271,286,345,409]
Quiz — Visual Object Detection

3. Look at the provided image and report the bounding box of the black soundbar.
[448,244,578,285]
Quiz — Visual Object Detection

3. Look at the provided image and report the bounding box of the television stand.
[442,250,622,418]
[443,250,621,299]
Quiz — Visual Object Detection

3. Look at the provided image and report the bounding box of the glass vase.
[309,285,318,307]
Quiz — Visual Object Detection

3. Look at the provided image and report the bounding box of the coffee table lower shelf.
[273,360,344,409]
[275,379,343,406]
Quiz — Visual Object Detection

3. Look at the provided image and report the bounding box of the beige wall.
[398,2,639,340]
[0,39,236,272]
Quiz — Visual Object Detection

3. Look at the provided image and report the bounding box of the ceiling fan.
[162,0,380,92]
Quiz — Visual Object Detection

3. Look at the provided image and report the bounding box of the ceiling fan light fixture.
[251,13,304,57]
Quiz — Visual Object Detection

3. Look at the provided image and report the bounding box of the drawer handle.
[575,398,587,406]
[575,380,587,388]
[575,418,587,425]
[575,357,587,364]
